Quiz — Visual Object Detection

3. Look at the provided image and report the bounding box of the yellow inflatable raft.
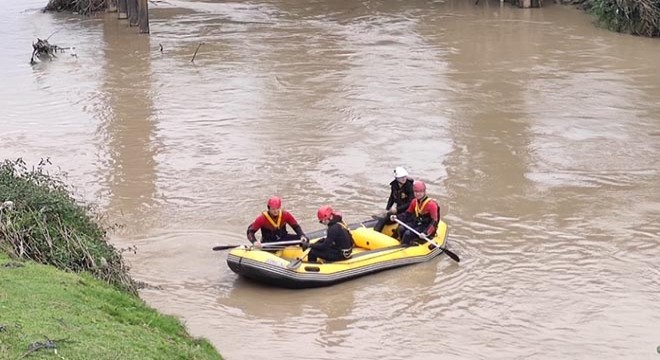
[226,218,450,288]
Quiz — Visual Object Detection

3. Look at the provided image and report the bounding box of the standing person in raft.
[373,166,415,234]
[246,196,308,248]
[393,181,440,247]
[305,205,354,263]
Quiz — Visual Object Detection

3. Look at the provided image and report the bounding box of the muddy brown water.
[1,0,659,359]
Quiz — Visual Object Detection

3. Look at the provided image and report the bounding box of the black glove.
[301,238,309,250]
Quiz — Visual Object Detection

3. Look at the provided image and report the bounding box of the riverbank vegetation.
[0,159,222,359]
[575,0,660,37]
[0,158,134,294]
[45,0,105,15]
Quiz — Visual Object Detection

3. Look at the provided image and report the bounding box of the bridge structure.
[105,0,150,34]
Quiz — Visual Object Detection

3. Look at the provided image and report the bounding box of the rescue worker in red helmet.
[392,181,440,246]
[374,166,414,233]
[305,205,354,263]
[246,196,308,248]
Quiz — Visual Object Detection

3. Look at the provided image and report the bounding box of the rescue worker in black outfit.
[305,205,354,263]
[393,181,440,247]
[374,166,414,233]
[246,196,308,248]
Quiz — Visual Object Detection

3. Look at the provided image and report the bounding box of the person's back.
[325,216,353,252]
[307,205,353,263]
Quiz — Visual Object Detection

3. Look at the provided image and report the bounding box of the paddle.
[392,217,460,263]
[286,248,311,270]
[371,214,384,220]
[212,239,303,251]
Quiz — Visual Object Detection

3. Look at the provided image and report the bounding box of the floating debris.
[30,38,63,64]
[191,42,205,63]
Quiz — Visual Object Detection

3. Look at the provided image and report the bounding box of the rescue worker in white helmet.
[374,166,414,233]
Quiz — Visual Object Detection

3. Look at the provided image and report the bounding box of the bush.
[44,0,106,15]
[590,0,660,36]
[0,158,136,294]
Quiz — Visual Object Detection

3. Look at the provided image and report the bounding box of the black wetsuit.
[374,178,414,233]
[308,215,354,263]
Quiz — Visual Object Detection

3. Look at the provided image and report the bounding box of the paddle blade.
[287,248,311,269]
[286,259,303,270]
[442,247,460,263]
[212,245,239,251]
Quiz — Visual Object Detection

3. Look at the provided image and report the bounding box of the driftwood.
[191,42,204,63]
[30,38,62,64]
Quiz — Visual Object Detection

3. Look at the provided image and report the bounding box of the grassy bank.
[0,253,221,359]
[0,159,222,359]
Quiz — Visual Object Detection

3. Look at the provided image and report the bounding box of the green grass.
[0,253,223,360]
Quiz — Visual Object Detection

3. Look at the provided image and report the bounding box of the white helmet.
[393,167,408,178]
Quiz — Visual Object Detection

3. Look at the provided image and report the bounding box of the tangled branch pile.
[588,0,660,36]
[0,159,136,294]
[44,0,106,15]
[30,38,61,64]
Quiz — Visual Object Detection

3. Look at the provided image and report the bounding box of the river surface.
[1,0,659,359]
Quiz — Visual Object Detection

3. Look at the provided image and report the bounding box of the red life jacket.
[412,196,439,235]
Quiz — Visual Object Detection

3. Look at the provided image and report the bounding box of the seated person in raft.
[246,196,308,248]
[303,205,353,263]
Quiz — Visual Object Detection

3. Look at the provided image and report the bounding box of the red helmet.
[317,205,334,222]
[413,181,426,192]
[267,196,282,209]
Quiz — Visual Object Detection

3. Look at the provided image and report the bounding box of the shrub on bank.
[590,0,660,36]
[0,158,136,294]
[44,0,105,15]
[555,0,658,37]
